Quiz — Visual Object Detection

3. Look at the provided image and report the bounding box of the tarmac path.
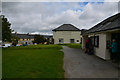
[62,46,119,78]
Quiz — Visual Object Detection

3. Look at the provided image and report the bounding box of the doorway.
[70,39,74,43]
[111,33,120,61]
[112,33,120,51]
[59,38,64,44]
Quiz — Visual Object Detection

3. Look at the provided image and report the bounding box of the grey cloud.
[2,2,118,35]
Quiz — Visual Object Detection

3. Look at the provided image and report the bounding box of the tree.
[1,15,13,42]
[11,35,19,45]
[33,35,45,44]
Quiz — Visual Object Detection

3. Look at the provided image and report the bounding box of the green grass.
[2,45,64,78]
[58,43,82,49]
[10,44,63,49]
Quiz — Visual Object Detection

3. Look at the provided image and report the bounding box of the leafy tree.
[11,36,19,45]
[1,15,13,42]
[33,35,45,44]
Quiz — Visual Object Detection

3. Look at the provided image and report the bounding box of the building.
[12,33,34,45]
[82,13,120,60]
[52,24,82,44]
[12,33,53,45]
[43,35,54,44]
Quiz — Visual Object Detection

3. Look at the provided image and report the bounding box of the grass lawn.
[2,45,64,78]
[58,43,81,49]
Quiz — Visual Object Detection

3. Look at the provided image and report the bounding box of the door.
[111,33,120,61]
[59,38,64,44]
[70,39,74,43]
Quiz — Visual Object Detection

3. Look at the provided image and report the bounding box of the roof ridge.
[52,24,81,31]
[83,13,120,34]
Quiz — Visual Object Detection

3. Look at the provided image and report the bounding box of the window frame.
[94,36,99,47]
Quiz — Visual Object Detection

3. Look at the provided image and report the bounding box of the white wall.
[105,33,111,60]
[82,33,111,60]
[53,31,81,44]
[94,33,106,59]
[82,36,87,49]
[93,33,111,60]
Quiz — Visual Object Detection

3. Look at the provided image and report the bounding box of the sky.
[2,1,119,35]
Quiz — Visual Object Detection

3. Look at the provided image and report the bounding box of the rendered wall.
[82,33,111,60]
[53,31,81,44]
[94,33,107,59]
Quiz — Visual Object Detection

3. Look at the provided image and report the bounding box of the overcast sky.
[2,2,118,35]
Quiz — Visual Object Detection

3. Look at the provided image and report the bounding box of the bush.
[10,44,62,50]
[58,43,81,49]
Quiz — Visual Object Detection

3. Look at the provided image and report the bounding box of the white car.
[2,43,11,48]
[34,43,37,45]
[16,44,21,46]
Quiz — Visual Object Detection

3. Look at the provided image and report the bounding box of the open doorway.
[70,39,74,43]
[112,33,120,52]
[111,33,120,61]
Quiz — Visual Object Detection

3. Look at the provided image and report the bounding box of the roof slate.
[52,24,81,31]
[12,34,53,39]
[12,34,34,39]
[84,13,120,34]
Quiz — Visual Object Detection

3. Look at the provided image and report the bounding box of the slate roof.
[84,13,120,34]
[52,24,81,31]
[12,34,34,39]
[81,29,88,35]
[12,34,53,39]
[43,35,53,38]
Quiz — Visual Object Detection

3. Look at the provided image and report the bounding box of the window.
[70,39,74,43]
[94,36,99,47]
[77,40,79,42]
[59,38,64,43]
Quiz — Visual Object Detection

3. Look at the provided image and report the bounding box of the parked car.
[16,44,21,46]
[34,43,37,45]
[2,43,11,48]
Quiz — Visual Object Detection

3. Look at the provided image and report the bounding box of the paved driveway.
[62,46,119,78]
